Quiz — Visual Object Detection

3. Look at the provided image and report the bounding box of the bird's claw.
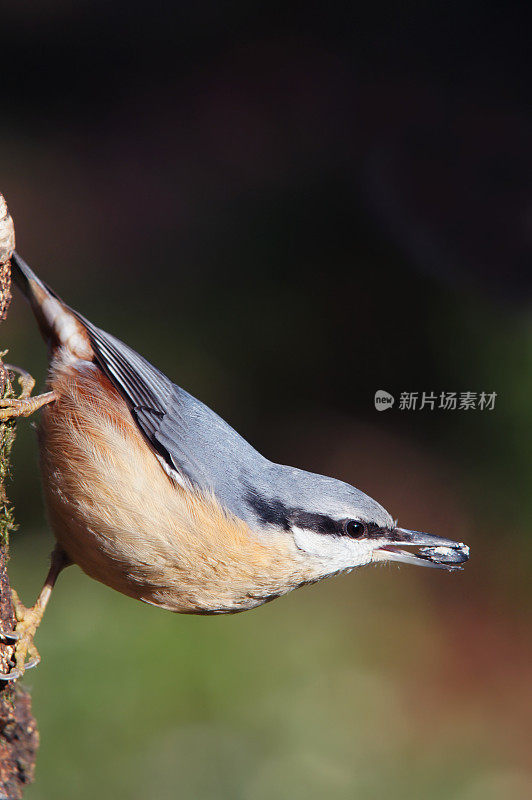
[0,629,22,681]
[0,657,37,683]
[0,390,56,421]
[0,591,42,681]
[0,668,22,682]
[0,629,19,642]
[0,364,56,421]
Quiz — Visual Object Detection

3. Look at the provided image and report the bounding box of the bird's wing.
[74,313,193,479]
[72,312,266,512]
[84,324,172,414]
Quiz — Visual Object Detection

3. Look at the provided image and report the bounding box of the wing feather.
[70,309,271,526]
[71,311,180,468]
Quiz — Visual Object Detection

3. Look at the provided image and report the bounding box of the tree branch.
[0,195,39,798]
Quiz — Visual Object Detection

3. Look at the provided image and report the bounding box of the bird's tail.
[11,251,49,300]
[11,252,93,359]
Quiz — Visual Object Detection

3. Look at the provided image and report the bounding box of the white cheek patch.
[291,526,373,572]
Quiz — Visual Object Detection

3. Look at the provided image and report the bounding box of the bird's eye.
[344,520,366,538]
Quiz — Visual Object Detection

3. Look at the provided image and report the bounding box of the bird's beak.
[372,527,470,570]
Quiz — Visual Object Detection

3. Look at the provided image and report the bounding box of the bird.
[1,251,469,680]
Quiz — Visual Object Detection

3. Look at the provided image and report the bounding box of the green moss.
[0,362,18,547]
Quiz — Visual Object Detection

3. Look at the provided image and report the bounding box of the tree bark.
[0,196,39,797]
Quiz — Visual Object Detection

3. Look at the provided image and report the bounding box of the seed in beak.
[418,544,469,565]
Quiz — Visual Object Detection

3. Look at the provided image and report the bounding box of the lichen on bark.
[0,194,39,797]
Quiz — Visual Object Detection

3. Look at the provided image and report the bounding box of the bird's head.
[245,464,469,579]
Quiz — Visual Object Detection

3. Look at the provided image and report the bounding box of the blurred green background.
[2,3,531,798]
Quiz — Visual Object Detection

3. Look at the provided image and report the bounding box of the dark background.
[2,3,531,798]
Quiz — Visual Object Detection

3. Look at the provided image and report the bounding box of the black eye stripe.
[245,490,391,539]
[245,491,291,530]
[359,521,389,539]
[290,516,390,539]
[290,510,340,535]
[290,513,387,539]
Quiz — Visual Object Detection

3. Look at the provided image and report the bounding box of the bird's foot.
[0,363,56,421]
[0,391,56,421]
[0,548,67,681]
[0,590,43,681]
[0,392,56,421]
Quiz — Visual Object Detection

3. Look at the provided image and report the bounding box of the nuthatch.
[2,251,469,679]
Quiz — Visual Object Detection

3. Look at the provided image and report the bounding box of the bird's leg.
[0,364,56,421]
[0,547,70,681]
